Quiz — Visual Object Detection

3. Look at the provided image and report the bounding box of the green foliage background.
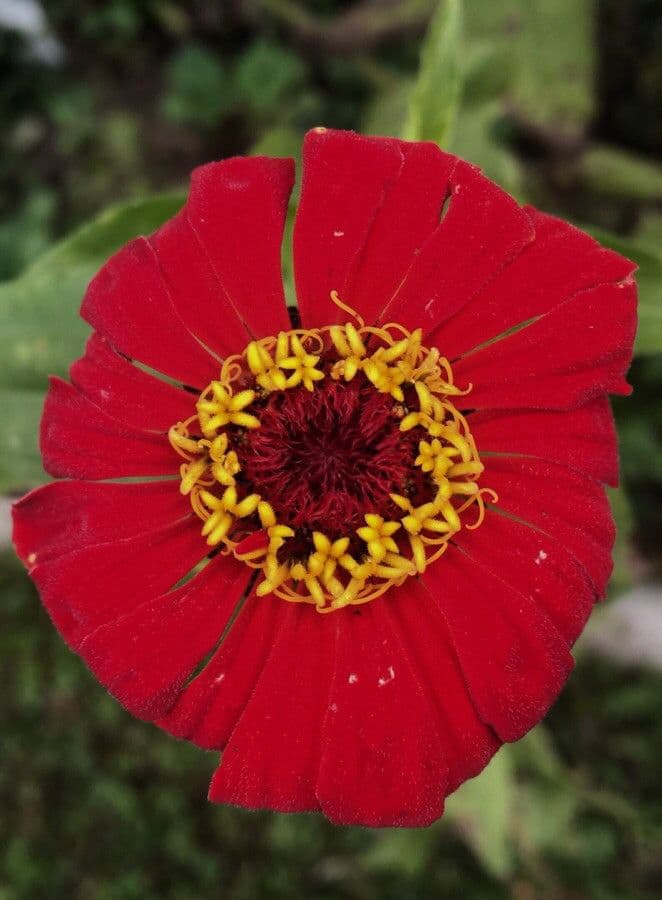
[1,1,661,897]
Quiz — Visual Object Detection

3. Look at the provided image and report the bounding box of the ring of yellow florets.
[168,293,495,613]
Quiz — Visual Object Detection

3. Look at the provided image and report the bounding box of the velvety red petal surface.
[41,377,176,479]
[209,600,334,814]
[482,456,615,596]
[423,551,574,743]
[22,516,205,650]
[81,235,219,389]
[70,334,194,432]
[79,555,251,720]
[181,156,294,339]
[294,129,407,329]
[452,512,596,646]
[13,479,191,565]
[385,581,501,795]
[294,129,534,334]
[469,399,619,486]
[157,587,286,750]
[434,208,636,360]
[379,161,534,334]
[453,280,637,410]
[315,602,447,827]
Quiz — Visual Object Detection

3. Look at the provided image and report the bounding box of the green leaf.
[0,390,46,494]
[0,193,184,391]
[0,193,184,492]
[364,78,414,143]
[444,746,515,879]
[404,0,463,148]
[161,46,229,129]
[579,144,662,203]
[584,227,662,356]
[607,485,634,596]
[461,41,515,107]
[451,101,523,197]
[233,39,307,123]
[465,0,595,133]
[250,126,302,163]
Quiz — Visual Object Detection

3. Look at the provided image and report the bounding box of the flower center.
[242,379,415,535]
[168,294,494,613]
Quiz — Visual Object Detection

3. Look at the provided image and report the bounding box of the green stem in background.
[403,0,463,149]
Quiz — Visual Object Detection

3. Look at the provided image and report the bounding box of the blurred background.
[1,1,661,897]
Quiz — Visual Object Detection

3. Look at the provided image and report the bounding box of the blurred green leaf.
[0,190,54,282]
[584,227,662,356]
[0,389,45,493]
[162,45,229,128]
[461,42,515,107]
[250,126,302,162]
[579,144,662,202]
[233,40,307,123]
[0,194,183,492]
[404,0,463,148]
[361,826,438,877]
[0,193,184,391]
[465,0,595,132]
[451,101,523,196]
[364,78,413,141]
[511,726,565,782]
[444,746,515,879]
[636,211,662,254]
[608,486,634,596]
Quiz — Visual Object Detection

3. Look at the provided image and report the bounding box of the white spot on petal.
[535,550,548,565]
[333,230,344,237]
[377,665,395,687]
[348,673,358,684]
[214,673,225,684]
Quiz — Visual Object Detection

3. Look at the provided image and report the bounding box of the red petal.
[157,591,284,750]
[81,237,219,388]
[423,550,574,742]
[452,511,597,645]
[13,479,191,566]
[148,211,250,359]
[294,129,462,328]
[208,601,334,813]
[233,529,269,556]
[181,156,294,340]
[41,377,176,479]
[379,161,535,334]
[348,142,458,326]
[78,554,250,720]
[70,334,193,431]
[28,517,205,649]
[294,128,407,329]
[470,398,618,486]
[483,455,614,596]
[435,209,636,359]
[315,603,447,827]
[454,280,637,410]
[386,581,501,794]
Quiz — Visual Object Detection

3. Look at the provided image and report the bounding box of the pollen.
[168,293,495,613]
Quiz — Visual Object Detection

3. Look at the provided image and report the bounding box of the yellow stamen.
[169,302,493,612]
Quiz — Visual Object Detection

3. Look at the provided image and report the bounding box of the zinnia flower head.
[12,128,637,827]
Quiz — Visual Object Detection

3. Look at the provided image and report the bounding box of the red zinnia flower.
[12,128,637,827]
